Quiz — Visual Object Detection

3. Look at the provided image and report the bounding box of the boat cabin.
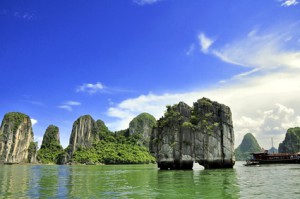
[251,151,299,161]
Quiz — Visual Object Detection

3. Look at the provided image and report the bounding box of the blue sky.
[1,0,300,149]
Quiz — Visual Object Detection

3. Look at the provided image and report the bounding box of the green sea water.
[0,162,299,198]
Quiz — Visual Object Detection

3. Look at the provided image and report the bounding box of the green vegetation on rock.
[278,127,300,153]
[158,103,185,128]
[96,119,110,139]
[72,134,156,164]
[129,113,156,147]
[150,98,235,169]
[129,113,156,130]
[0,112,34,163]
[3,112,29,132]
[41,125,60,149]
[37,125,64,164]
[235,133,261,161]
[62,114,156,164]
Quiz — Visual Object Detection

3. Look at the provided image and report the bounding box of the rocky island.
[1,97,237,169]
[235,133,261,161]
[37,125,64,164]
[279,127,300,153]
[150,98,235,169]
[0,112,37,164]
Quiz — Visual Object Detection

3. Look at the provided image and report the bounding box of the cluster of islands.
[0,98,299,169]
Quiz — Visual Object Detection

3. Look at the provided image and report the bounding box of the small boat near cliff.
[244,151,300,166]
[3,162,19,165]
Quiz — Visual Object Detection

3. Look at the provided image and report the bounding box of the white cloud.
[58,105,72,112]
[185,44,195,56]
[58,101,81,112]
[281,0,298,7]
[107,25,300,149]
[65,101,81,106]
[133,0,160,5]
[235,103,300,147]
[209,25,300,80]
[76,82,105,94]
[30,118,38,126]
[198,33,214,53]
[13,11,35,20]
[107,71,300,149]
[213,39,300,71]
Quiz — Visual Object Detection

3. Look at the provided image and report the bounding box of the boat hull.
[256,159,299,164]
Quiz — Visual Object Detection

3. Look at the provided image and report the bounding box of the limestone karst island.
[0,98,236,169]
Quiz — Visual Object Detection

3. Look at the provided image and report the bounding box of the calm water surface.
[0,162,299,198]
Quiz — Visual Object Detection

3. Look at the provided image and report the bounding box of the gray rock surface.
[150,98,235,169]
[0,112,35,163]
[68,115,99,155]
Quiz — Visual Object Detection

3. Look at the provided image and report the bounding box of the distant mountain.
[268,147,278,154]
[235,133,261,161]
[278,127,300,153]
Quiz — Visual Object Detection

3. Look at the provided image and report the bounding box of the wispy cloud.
[65,101,81,106]
[280,0,298,7]
[214,38,300,70]
[24,100,46,107]
[76,82,105,94]
[198,33,214,53]
[14,12,35,20]
[133,0,161,6]
[21,95,46,107]
[206,25,300,80]
[185,44,195,56]
[2,10,36,20]
[107,24,300,149]
[58,101,81,112]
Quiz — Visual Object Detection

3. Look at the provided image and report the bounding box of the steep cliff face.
[68,115,99,155]
[129,113,157,148]
[0,112,35,163]
[150,98,235,169]
[37,125,63,163]
[235,133,261,160]
[278,127,300,153]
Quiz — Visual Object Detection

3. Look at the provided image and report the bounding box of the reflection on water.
[28,165,59,198]
[0,165,29,198]
[155,165,239,198]
[0,162,299,198]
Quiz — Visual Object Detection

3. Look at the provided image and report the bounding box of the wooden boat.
[245,151,300,166]
[4,162,19,165]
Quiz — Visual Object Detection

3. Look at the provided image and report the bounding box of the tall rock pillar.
[0,112,35,163]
